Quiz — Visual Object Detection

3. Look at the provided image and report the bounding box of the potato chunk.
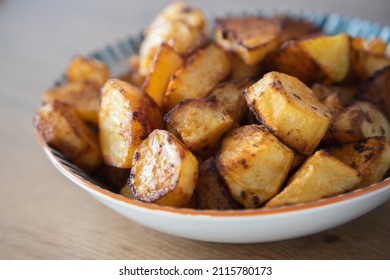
[164,43,231,110]
[265,150,361,208]
[33,100,102,173]
[99,79,163,168]
[244,71,332,155]
[129,130,199,207]
[142,43,184,108]
[228,52,261,80]
[165,97,238,159]
[216,125,294,208]
[195,158,242,210]
[43,81,100,124]
[330,101,390,144]
[66,56,110,88]
[328,137,390,188]
[207,79,253,123]
[215,16,281,65]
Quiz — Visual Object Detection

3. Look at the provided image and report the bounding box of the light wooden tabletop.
[1,0,390,260]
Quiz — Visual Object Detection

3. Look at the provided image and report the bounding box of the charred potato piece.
[99,79,163,168]
[164,43,231,111]
[215,16,281,65]
[358,66,390,119]
[228,52,261,80]
[43,81,100,124]
[142,43,184,108]
[66,56,110,88]
[195,158,242,210]
[328,137,390,188]
[266,150,361,208]
[33,100,102,173]
[277,15,322,42]
[244,71,332,155]
[330,101,390,144]
[207,79,253,123]
[129,129,199,207]
[216,125,294,208]
[165,97,238,159]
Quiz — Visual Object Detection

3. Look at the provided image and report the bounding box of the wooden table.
[1,0,389,259]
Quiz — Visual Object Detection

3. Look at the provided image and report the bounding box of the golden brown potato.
[244,71,332,155]
[142,43,184,108]
[165,97,238,159]
[330,101,390,144]
[43,81,100,124]
[265,150,361,208]
[215,16,281,65]
[33,100,102,173]
[99,79,163,168]
[207,79,253,123]
[311,83,358,106]
[328,136,390,188]
[164,43,231,111]
[228,52,261,80]
[358,66,390,119]
[357,53,390,79]
[194,158,242,210]
[351,37,387,55]
[276,15,322,42]
[216,125,294,208]
[129,129,199,207]
[66,56,110,88]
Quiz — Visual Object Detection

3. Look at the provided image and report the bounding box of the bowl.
[37,10,390,243]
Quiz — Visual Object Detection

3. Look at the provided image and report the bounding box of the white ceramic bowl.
[37,11,390,243]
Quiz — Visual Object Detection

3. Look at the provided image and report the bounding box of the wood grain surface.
[1,0,390,260]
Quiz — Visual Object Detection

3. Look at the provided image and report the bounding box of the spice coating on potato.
[99,79,163,168]
[216,125,294,208]
[33,100,102,173]
[244,71,332,155]
[129,130,199,207]
[265,150,361,208]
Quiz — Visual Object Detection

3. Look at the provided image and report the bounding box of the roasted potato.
[165,97,238,159]
[216,125,294,208]
[66,56,110,88]
[215,16,281,65]
[265,150,361,207]
[195,158,242,210]
[328,137,390,188]
[99,79,163,168]
[127,55,145,87]
[207,79,253,123]
[330,101,390,144]
[244,71,332,155]
[358,66,390,119]
[276,15,322,42]
[164,43,231,111]
[43,81,100,124]
[311,83,358,106]
[228,52,262,81]
[33,100,102,173]
[129,129,199,207]
[142,43,184,108]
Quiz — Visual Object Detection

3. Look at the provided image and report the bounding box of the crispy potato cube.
[330,101,390,144]
[216,125,294,208]
[129,129,199,207]
[215,16,281,65]
[358,66,390,119]
[165,97,238,159]
[66,56,110,88]
[328,137,390,188]
[164,43,231,111]
[298,34,350,82]
[43,81,100,124]
[228,52,261,80]
[195,158,242,210]
[139,20,208,76]
[244,71,332,155]
[99,79,163,168]
[142,43,184,108]
[33,100,102,173]
[276,15,322,42]
[207,79,253,123]
[265,150,361,208]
